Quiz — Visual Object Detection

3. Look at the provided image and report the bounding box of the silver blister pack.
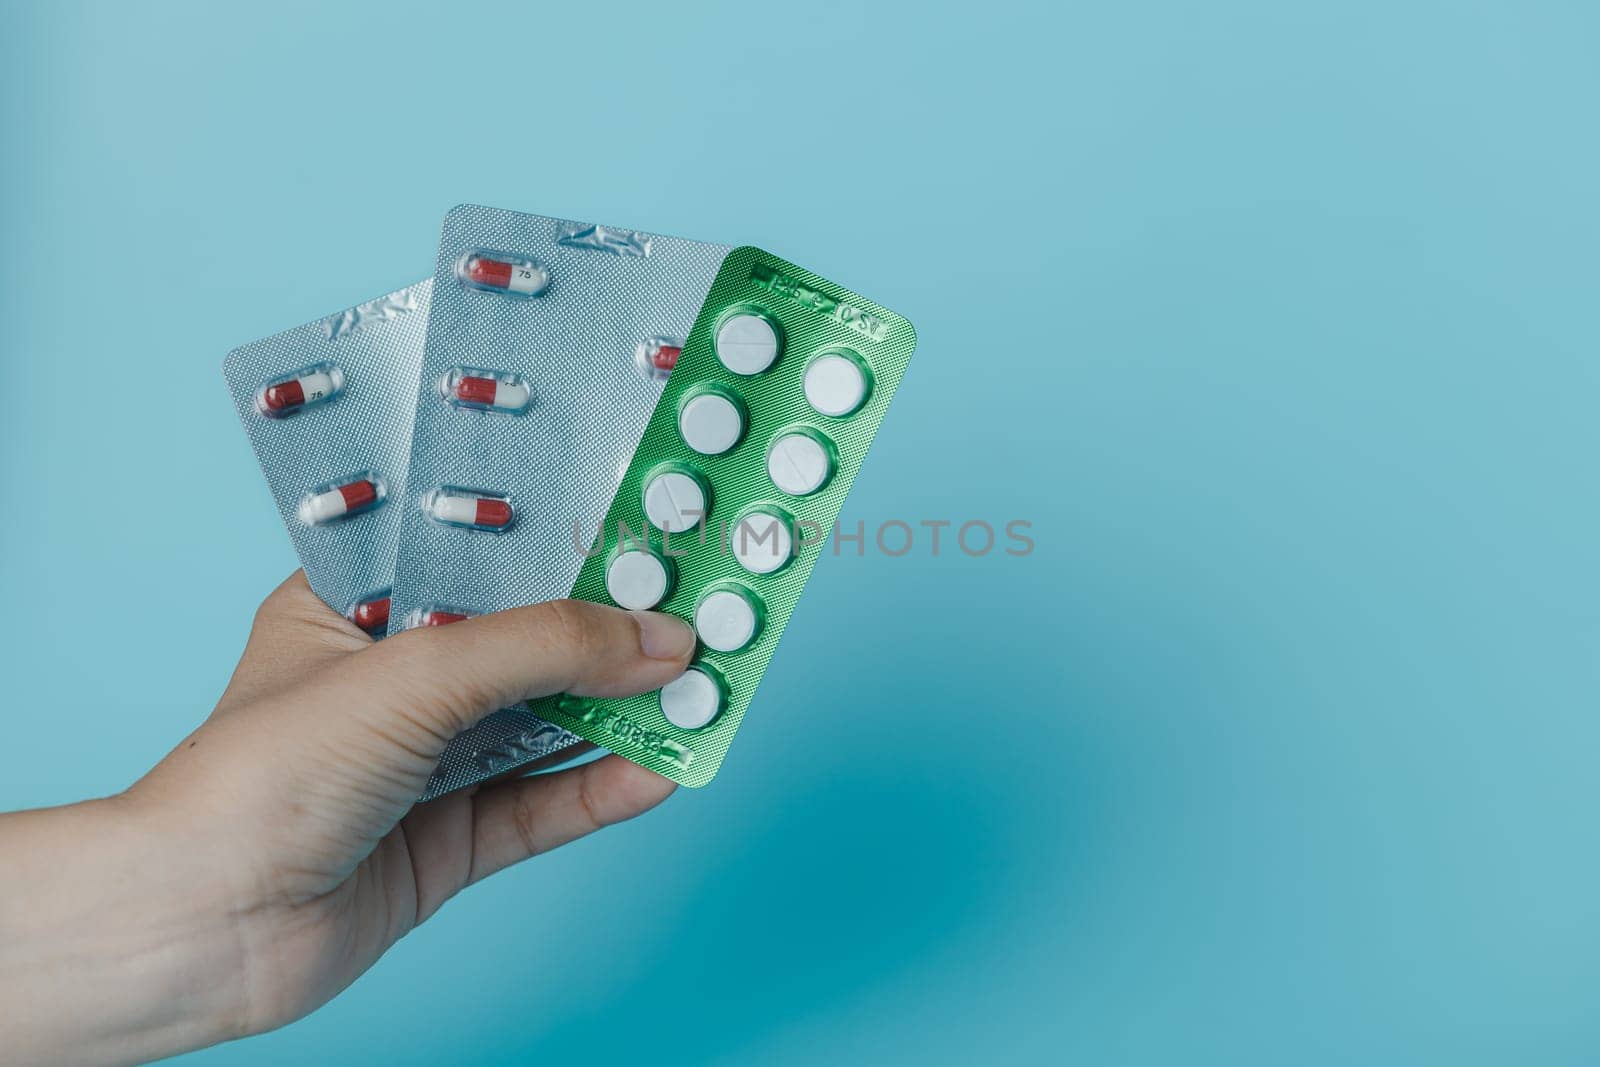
[223,281,431,633]
[394,205,731,797]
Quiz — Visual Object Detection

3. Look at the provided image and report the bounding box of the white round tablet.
[605,550,669,610]
[715,313,779,375]
[642,471,706,533]
[804,353,868,417]
[695,588,760,652]
[678,392,744,455]
[767,433,832,496]
[659,667,723,730]
[731,510,793,574]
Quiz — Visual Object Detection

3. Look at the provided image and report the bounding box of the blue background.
[2,1,1596,1062]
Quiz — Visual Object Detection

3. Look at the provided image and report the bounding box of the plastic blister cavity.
[423,486,514,532]
[223,281,430,624]
[441,367,534,414]
[803,349,872,417]
[527,248,916,786]
[256,362,344,417]
[677,386,747,456]
[729,506,796,575]
[641,464,711,534]
[393,205,732,799]
[455,249,551,298]
[404,604,478,628]
[298,471,385,525]
[765,428,836,496]
[605,546,675,611]
[693,583,763,653]
[634,336,684,382]
[659,666,727,731]
[346,590,392,634]
[713,309,781,375]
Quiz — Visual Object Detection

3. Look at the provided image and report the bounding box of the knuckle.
[249,586,291,636]
[508,788,544,858]
[574,768,607,835]
[253,573,309,620]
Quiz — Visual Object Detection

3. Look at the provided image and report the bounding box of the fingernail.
[633,612,695,661]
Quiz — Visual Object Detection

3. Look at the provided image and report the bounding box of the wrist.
[0,793,247,1065]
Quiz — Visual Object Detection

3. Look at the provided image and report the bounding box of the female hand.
[0,572,695,1065]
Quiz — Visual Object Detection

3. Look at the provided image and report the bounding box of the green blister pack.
[527,247,916,786]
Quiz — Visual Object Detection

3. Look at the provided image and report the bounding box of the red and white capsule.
[405,605,477,628]
[455,250,550,298]
[347,592,391,634]
[425,487,514,531]
[256,362,344,417]
[298,473,384,525]
[442,367,533,414]
[635,336,684,382]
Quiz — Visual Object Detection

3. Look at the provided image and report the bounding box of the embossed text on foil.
[750,262,887,342]
[564,699,693,768]
[471,724,574,775]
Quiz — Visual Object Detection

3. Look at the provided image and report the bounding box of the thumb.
[136,598,695,893]
[279,599,695,792]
